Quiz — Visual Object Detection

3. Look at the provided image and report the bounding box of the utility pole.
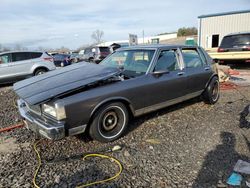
[142,30,144,44]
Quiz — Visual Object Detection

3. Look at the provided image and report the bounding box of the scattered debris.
[227,172,242,186]
[234,160,250,175]
[220,82,238,90]
[246,180,250,187]
[218,69,230,82]
[145,138,161,144]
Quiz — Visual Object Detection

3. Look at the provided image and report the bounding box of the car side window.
[154,50,179,72]
[198,48,208,65]
[30,52,42,59]
[84,49,90,54]
[182,49,203,68]
[12,52,30,62]
[0,54,11,64]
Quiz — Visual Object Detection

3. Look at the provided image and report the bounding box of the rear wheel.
[89,102,129,142]
[34,68,47,76]
[89,58,94,63]
[203,77,220,104]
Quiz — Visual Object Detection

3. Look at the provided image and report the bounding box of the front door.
[143,49,187,110]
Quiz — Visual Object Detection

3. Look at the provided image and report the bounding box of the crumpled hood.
[14,62,120,105]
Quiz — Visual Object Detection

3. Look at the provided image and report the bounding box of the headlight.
[42,103,66,120]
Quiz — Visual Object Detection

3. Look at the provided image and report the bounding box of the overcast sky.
[0,0,249,49]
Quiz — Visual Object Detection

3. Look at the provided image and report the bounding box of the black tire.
[34,68,47,76]
[203,76,220,104]
[89,58,94,63]
[89,102,129,142]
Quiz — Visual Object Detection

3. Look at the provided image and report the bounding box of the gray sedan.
[14,45,219,142]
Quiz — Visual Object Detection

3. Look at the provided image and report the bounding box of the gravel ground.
[0,85,249,188]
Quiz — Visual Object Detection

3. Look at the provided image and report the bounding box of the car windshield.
[220,34,250,48]
[100,49,155,77]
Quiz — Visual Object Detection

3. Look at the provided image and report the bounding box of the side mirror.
[152,69,170,77]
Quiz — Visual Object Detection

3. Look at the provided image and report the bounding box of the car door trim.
[134,90,203,116]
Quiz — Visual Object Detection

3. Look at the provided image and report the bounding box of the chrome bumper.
[17,99,65,140]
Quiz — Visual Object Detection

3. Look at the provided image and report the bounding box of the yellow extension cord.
[33,140,123,188]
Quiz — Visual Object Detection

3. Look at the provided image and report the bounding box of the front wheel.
[89,102,129,142]
[202,77,220,104]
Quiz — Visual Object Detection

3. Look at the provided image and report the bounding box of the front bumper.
[17,99,65,140]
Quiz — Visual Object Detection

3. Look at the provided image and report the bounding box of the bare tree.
[91,29,104,44]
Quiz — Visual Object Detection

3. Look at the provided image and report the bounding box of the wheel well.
[33,67,49,75]
[205,74,219,89]
[88,99,134,126]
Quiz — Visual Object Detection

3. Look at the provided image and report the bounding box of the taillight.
[43,57,53,62]
[217,48,225,52]
[100,52,108,56]
[243,46,250,51]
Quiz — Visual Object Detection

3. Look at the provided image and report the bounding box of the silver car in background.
[0,51,56,84]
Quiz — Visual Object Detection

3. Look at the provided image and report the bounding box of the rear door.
[180,47,213,95]
[0,53,13,83]
[10,52,32,76]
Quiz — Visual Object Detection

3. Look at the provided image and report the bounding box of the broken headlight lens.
[42,104,57,118]
[42,103,66,120]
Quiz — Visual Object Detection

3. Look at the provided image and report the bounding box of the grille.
[25,102,41,115]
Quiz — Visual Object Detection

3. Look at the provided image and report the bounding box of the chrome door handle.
[177,72,185,76]
[205,67,210,71]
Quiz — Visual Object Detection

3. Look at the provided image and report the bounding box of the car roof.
[0,51,44,55]
[117,44,198,50]
[224,31,250,37]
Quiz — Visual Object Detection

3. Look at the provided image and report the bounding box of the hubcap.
[212,81,219,101]
[102,111,118,131]
[37,71,44,75]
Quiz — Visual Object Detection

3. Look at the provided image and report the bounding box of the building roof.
[198,9,250,19]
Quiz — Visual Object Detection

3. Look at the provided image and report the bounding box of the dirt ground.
[0,64,250,188]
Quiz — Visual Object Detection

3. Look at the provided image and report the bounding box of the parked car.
[214,32,250,64]
[0,51,55,84]
[52,53,71,67]
[70,52,82,63]
[14,45,219,142]
[82,46,111,63]
[110,43,121,52]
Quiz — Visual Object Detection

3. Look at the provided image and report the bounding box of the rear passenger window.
[154,50,179,71]
[12,52,30,62]
[198,48,208,64]
[30,52,42,59]
[182,49,203,68]
[84,48,91,54]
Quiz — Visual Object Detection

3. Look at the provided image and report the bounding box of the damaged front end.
[14,62,124,140]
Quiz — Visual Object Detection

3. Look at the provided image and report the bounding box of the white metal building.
[98,33,177,46]
[198,10,250,49]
